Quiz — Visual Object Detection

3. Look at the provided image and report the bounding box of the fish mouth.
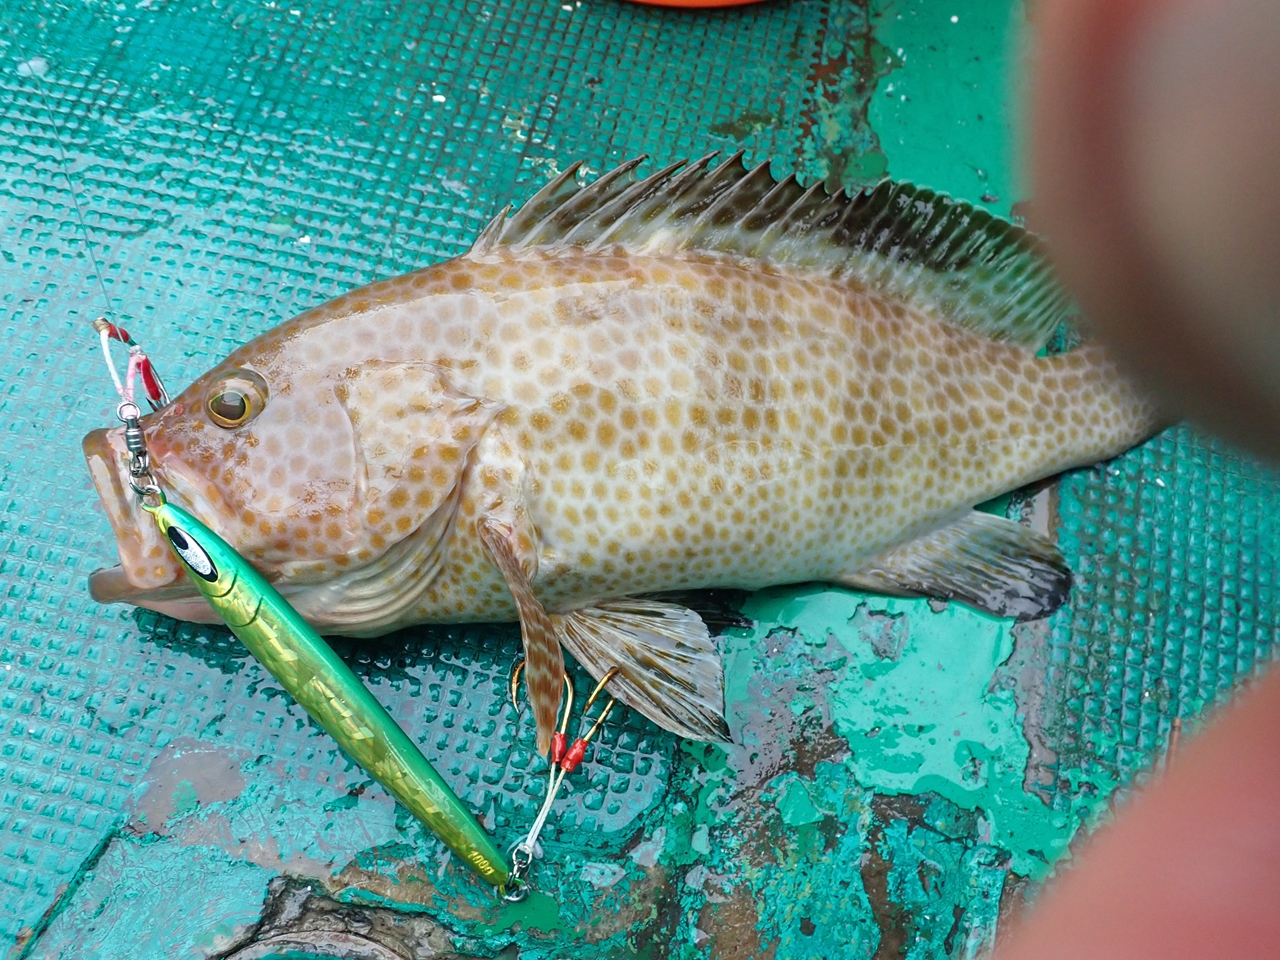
[83,424,194,610]
[87,564,220,622]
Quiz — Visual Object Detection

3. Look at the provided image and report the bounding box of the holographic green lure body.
[143,494,510,888]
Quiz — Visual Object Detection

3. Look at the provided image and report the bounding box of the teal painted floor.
[2,0,1278,956]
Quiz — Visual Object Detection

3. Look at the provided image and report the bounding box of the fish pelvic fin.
[838,512,1073,621]
[478,518,563,756]
[552,599,731,743]
[473,154,1071,351]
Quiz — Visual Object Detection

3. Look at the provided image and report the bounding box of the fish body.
[84,155,1159,747]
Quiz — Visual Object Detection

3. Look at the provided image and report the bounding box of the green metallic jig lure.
[142,491,512,889]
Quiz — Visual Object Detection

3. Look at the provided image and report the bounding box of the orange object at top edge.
[625,0,771,7]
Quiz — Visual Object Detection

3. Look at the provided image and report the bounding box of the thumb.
[1030,0,1280,461]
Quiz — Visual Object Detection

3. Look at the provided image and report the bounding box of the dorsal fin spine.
[567,158,685,248]
[741,173,803,251]
[497,161,583,245]
[470,204,511,256]
[690,159,770,234]
[645,151,718,215]
[691,160,777,253]
[523,156,647,249]
[628,153,721,255]
[755,179,824,252]
[471,154,1075,350]
[671,149,749,225]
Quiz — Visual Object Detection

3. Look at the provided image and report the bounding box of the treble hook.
[561,667,620,773]
[506,664,623,899]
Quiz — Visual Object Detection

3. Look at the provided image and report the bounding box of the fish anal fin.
[477,517,563,755]
[838,512,1073,621]
[552,600,730,743]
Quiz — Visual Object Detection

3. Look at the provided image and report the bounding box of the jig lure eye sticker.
[167,526,219,582]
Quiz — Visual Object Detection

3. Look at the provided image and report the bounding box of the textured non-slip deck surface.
[1,0,1277,956]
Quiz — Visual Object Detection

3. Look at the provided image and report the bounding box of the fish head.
[84,328,503,627]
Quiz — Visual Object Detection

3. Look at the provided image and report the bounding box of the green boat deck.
[1,0,1277,956]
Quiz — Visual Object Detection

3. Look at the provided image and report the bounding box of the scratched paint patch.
[739,588,1106,882]
[613,589,1033,958]
[29,839,271,960]
[795,0,897,189]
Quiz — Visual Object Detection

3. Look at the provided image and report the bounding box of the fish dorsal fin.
[471,154,1073,350]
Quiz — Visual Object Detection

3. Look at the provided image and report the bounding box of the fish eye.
[206,369,269,429]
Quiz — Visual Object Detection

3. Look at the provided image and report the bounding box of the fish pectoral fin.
[338,360,504,543]
[477,517,563,756]
[838,512,1073,621]
[552,600,731,743]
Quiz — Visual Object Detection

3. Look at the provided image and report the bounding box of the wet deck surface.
[3,0,1279,956]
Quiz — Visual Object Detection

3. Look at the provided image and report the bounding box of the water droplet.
[16,56,49,78]
[265,213,295,236]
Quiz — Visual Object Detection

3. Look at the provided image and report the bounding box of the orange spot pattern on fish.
[89,247,1156,633]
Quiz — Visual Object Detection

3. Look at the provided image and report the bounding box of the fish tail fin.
[1048,341,1169,461]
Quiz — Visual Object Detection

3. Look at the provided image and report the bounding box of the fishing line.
[504,666,619,899]
[12,15,172,412]
[14,21,118,326]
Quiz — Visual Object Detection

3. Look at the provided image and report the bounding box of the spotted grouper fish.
[83,154,1159,750]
